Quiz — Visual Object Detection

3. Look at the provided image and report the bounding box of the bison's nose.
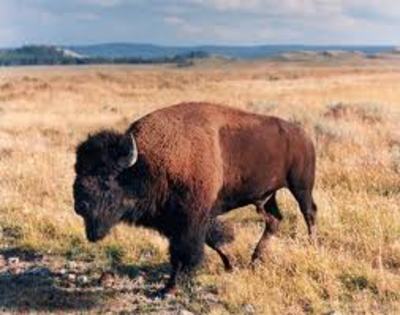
[85,219,107,242]
[87,230,107,242]
[87,235,99,243]
[85,220,99,242]
[87,231,107,242]
[86,227,97,242]
[86,230,97,242]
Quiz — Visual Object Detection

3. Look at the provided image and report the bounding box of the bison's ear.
[117,133,138,169]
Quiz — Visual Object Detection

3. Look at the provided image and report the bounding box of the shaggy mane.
[75,130,124,175]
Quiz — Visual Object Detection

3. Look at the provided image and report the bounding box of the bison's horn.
[118,133,138,169]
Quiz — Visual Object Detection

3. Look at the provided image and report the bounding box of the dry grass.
[0,60,400,314]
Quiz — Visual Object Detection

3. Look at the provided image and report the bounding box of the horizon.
[2,42,398,50]
[1,1,400,49]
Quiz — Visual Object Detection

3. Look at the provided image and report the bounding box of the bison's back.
[129,102,312,211]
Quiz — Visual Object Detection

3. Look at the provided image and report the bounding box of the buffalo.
[73,102,317,296]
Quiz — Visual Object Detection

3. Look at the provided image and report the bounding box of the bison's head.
[73,130,138,242]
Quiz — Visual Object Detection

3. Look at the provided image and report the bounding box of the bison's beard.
[84,209,126,242]
[83,198,142,242]
[119,197,150,225]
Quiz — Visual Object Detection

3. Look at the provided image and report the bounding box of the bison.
[73,102,317,296]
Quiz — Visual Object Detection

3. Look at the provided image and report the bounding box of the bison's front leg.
[159,226,206,296]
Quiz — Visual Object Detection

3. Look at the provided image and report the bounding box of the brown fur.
[74,102,317,296]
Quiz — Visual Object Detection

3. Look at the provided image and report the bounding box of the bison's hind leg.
[251,192,283,263]
[206,218,234,271]
[289,187,318,243]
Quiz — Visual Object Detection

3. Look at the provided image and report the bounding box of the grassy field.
[0,59,400,314]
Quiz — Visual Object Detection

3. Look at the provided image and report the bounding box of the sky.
[0,0,399,47]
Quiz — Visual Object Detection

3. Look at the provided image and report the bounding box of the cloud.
[186,0,400,22]
[189,0,344,16]
[162,13,303,43]
[0,0,399,47]
[164,16,203,35]
[160,0,400,44]
[197,0,262,11]
[0,28,18,46]
[164,0,349,44]
[74,12,100,21]
[80,0,125,7]
[345,0,400,20]
[163,16,185,25]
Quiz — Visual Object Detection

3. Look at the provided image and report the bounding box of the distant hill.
[69,43,394,59]
[0,45,88,66]
[0,45,209,66]
[0,43,396,66]
[69,43,185,59]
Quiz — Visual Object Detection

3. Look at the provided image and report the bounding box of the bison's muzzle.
[85,219,110,242]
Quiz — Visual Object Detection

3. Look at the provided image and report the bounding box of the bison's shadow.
[116,261,170,282]
[0,247,107,312]
[0,271,103,312]
[115,261,171,296]
[0,247,175,311]
[0,247,43,262]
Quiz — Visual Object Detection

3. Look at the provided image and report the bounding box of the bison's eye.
[76,200,90,214]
